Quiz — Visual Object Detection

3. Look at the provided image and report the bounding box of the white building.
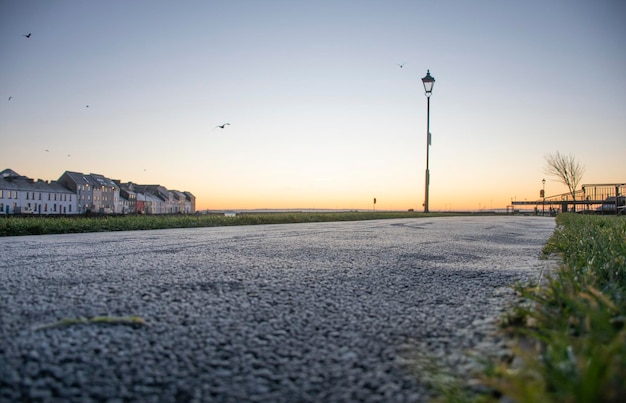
[1,169,77,215]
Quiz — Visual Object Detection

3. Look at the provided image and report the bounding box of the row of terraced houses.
[0,169,195,215]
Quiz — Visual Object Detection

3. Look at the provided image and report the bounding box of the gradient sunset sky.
[1,1,625,211]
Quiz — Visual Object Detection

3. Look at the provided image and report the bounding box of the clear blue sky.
[2,0,625,210]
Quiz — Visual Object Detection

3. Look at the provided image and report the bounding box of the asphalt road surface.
[0,216,556,402]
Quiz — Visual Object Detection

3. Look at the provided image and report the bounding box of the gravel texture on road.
[0,216,556,402]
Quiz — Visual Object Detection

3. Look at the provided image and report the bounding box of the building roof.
[60,171,92,186]
[1,171,73,193]
[1,168,21,178]
[90,173,120,190]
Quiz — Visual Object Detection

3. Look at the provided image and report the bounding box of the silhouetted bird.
[216,123,230,129]
[8,96,12,101]
[86,105,89,108]
[23,33,31,38]
[45,149,49,152]
[397,63,406,68]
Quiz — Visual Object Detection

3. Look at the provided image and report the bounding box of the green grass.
[482,214,626,402]
[0,211,459,237]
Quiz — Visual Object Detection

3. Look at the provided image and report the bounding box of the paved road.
[0,216,555,402]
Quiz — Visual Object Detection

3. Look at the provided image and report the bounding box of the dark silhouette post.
[542,178,546,215]
[421,70,435,213]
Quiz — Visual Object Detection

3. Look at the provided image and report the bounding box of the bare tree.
[544,151,585,212]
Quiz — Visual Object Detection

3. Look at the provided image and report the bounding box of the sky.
[1,0,625,211]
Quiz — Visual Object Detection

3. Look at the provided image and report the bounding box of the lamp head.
[421,70,435,97]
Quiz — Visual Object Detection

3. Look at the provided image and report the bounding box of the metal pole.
[542,181,546,216]
[424,95,430,213]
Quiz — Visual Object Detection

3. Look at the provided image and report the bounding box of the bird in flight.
[397,63,406,68]
[23,33,31,38]
[8,96,12,101]
[215,123,230,129]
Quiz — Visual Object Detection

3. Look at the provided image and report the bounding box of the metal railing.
[513,183,625,214]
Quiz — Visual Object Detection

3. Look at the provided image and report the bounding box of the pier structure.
[511,183,625,215]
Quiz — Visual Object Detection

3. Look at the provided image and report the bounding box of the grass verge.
[0,211,460,237]
[478,214,626,402]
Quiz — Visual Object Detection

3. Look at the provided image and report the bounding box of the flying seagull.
[23,33,31,38]
[215,123,230,129]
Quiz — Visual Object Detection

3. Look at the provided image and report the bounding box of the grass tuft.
[34,315,149,331]
[423,214,625,402]
[481,214,626,402]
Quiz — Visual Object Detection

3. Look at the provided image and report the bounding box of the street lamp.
[421,69,435,213]
[542,178,546,216]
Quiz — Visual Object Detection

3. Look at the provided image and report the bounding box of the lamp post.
[542,178,546,216]
[421,70,435,213]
